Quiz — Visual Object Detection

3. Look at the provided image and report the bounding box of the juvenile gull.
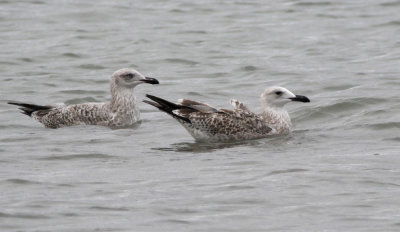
[8,68,159,129]
[144,86,310,142]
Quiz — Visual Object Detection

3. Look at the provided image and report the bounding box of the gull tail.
[143,94,191,123]
[8,102,52,117]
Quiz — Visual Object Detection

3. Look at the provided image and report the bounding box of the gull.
[144,86,310,141]
[8,68,159,129]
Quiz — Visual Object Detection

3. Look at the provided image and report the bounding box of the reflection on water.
[152,134,294,153]
[153,141,254,153]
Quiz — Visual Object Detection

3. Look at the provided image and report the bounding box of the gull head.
[261,86,310,108]
[112,68,159,88]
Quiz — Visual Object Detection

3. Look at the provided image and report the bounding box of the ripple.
[293,1,332,6]
[357,180,400,187]
[163,219,191,224]
[154,140,251,153]
[164,58,198,65]
[316,98,384,113]
[240,65,258,71]
[62,52,82,58]
[320,102,363,113]
[0,212,50,219]
[380,1,400,7]
[17,57,34,63]
[366,122,400,130]
[323,84,356,91]
[375,20,400,27]
[38,153,115,161]
[60,212,79,217]
[78,64,106,70]
[0,61,18,66]
[316,13,340,19]
[0,136,43,143]
[267,168,308,176]
[59,90,106,95]
[224,185,256,190]
[6,178,41,185]
[384,137,400,142]
[89,206,129,212]
[177,30,207,34]
[186,91,205,96]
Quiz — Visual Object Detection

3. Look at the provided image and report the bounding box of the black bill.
[141,77,159,85]
[289,95,310,103]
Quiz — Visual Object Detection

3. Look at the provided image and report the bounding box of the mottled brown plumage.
[8,68,159,129]
[144,87,310,142]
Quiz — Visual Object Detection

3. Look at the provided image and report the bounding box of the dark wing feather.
[144,95,194,123]
[179,99,219,113]
[8,102,53,116]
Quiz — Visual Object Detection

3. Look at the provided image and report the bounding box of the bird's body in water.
[144,86,310,142]
[8,68,159,129]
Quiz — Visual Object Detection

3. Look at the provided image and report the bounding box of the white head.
[111,68,159,89]
[261,86,310,108]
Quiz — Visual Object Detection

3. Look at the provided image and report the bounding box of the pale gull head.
[111,68,159,88]
[261,86,310,108]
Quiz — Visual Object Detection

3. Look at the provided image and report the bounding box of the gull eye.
[275,91,283,96]
[125,73,135,79]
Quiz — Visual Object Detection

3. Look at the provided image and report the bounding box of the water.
[1,0,400,231]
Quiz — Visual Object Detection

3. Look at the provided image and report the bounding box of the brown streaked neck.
[110,82,136,110]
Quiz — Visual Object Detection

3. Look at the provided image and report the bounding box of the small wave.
[59,89,106,95]
[186,91,205,97]
[316,13,340,19]
[293,1,332,6]
[357,180,400,187]
[322,84,356,91]
[78,64,106,70]
[241,65,258,71]
[17,57,35,63]
[384,137,400,142]
[6,178,41,185]
[267,168,308,176]
[380,1,400,7]
[319,102,364,113]
[62,52,82,58]
[374,20,400,27]
[366,122,400,130]
[38,153,115,161]
[315,98,385,114]
[164,58,198,65]
[177,30,207,34]
[89,206,129,212]
[0,212,50,219]
[0,136,43,143]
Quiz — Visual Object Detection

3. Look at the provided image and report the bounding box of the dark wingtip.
[8,101,21,106]
[8,102,53,117]
[144,95,191,124]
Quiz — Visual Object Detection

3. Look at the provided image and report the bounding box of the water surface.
[1,0,400,231]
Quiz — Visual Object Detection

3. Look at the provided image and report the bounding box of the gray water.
[1,0,400,231]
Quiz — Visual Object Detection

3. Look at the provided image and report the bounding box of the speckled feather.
[9,68,158,129]
[177,108,273,141]
[145,87,310,142]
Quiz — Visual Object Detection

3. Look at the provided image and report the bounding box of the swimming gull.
[8,68,159,129]
[144,86,310,141]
